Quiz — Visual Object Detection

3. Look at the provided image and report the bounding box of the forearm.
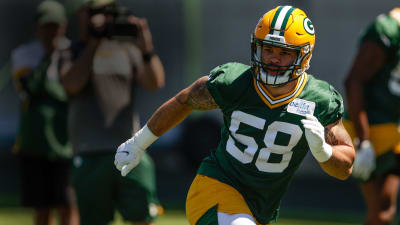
[115,72,216,177]
[140,55,165,90]
[344,41,385,141]
[147,93,193,137]
[61,41,99,95]
[301,116,355,180]
[147,76,217,136]
[320,145,354,180]
[114,90,193,177]
[345,81,369,140]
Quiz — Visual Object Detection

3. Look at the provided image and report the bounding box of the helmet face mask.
[251,6,315,86]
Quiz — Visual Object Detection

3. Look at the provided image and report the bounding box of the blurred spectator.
[11,1,79,225]
[60,0,165,224]
[344,7,400,225]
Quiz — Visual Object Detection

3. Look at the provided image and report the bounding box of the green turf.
[0,208,363,225]
[0,208,34,225]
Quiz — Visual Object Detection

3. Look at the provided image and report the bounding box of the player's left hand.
[301,114,333,163]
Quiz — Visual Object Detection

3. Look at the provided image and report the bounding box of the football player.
[115,6,355,225]
[344,7,400,225]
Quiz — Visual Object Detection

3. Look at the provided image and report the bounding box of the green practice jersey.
[198,62,343,224]
[361,13,400,124]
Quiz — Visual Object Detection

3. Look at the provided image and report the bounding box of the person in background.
[115,5,355,225]
[344,7,400,225]
[11,1,79,225]
[61,0,165,224]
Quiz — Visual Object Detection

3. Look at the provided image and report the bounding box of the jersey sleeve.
[360,14,400,52]
[319,85,344,126]
[206,62,251,110]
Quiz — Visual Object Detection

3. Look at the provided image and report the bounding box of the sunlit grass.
[0,208,363,225]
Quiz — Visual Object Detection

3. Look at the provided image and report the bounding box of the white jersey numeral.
[227,110,303,173]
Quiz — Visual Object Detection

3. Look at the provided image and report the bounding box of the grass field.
[0,208,364,225]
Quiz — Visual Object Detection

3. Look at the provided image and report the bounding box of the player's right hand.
[114,137,145,177]
[352,140,376,181]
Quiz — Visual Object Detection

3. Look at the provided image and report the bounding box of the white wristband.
[134,125,159,150]
[313,143,333,163]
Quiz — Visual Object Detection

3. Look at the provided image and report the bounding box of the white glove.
[352,140,376,181]
[115,138,146,176]
[114,125,158,176]
[301,114,333,163]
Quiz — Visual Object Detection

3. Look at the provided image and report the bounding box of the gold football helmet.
[251,6,315,86]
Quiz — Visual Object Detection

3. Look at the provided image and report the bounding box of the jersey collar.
[253,73,308,109]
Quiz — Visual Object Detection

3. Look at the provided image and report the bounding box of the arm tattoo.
[176,77,218,110]
[324,119,353,147]
[325,128,339,145]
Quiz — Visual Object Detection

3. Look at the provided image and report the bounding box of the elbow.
[337,175,350,181]
[60,71,88,96]
[154,71,165,89]
[64,87,78,96]
[151,68,165,90]
[330,169,351,181]
[146,78,165,91]
[338,155,355,180]
[61,78,79,96]
[337,167,352,180]
[323,160,353,180]
[154,78,165,89]
[146,82,164,91]
[336,163,353,180]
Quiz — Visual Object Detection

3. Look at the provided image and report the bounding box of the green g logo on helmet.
[303,18,314,35]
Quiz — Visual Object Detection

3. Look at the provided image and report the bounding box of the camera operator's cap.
[35,0,67,25]
[86,0,116,9]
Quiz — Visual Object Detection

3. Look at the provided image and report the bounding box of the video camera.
[88,4,138,40]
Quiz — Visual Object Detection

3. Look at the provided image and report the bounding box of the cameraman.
[61,0,165,225]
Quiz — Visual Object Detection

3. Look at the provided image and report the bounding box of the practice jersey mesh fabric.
[198,62,343,224]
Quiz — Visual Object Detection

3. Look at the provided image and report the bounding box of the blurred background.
[1,0,399,224]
